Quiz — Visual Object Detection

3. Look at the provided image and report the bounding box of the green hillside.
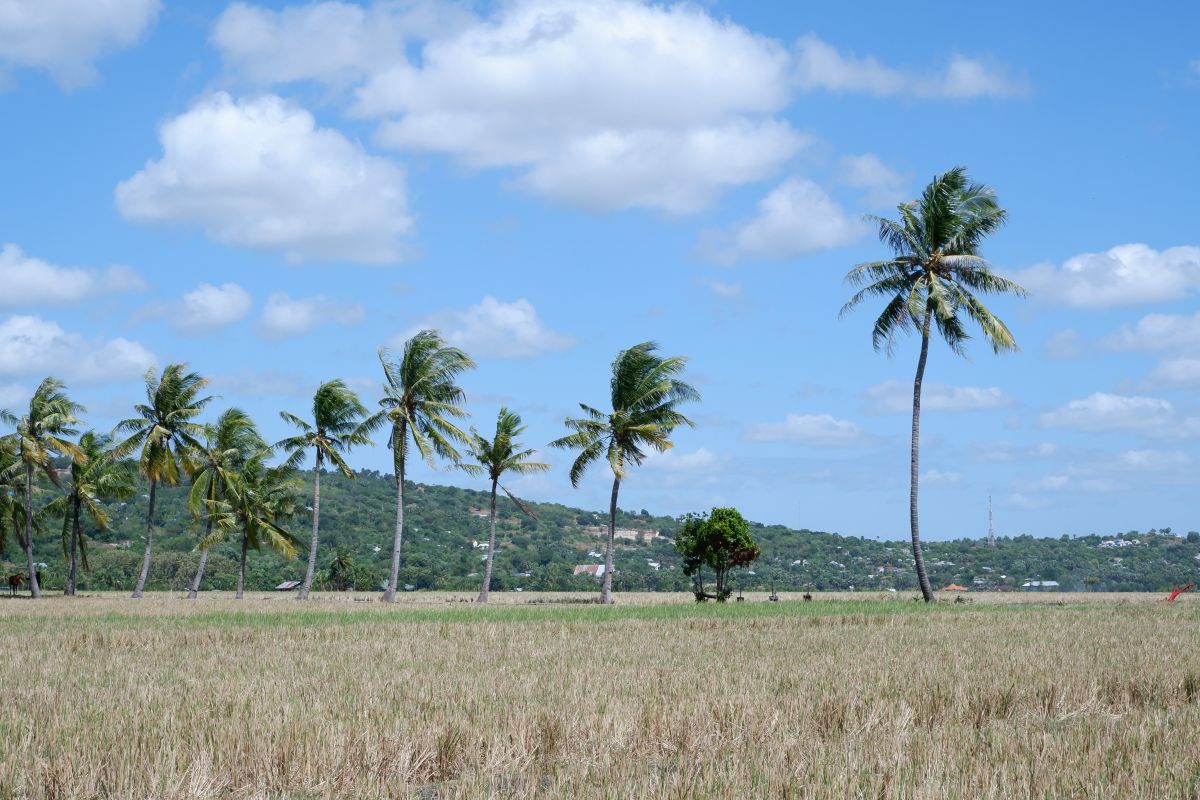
[7,468,1199,594]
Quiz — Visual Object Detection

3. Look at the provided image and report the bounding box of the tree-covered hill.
[7,468,1199,594]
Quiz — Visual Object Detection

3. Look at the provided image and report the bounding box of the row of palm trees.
[0,333,703,604]
[1,166,1025,604]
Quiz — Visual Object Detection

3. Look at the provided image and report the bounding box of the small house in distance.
[573,564,607,577]
[943,583,968,592]
[1021,580,1060,591]
[274,580,302,591]
[581,525,658,542]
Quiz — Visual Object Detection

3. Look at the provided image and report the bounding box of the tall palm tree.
[186,409,263,599]
[198,452,303,599]
[12,378,84,598]
[551,342,699,604]
[45,432,135,595]
[115,364,212,598]
[841,166,1027,603]
[279,380,382,600]
[457,408,550,603]
[378,331,474,603]
[0,417,26,563]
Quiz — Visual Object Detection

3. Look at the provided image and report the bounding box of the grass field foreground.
[2,592,1199,799]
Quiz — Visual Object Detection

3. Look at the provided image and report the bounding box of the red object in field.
[1167,583,1195,602]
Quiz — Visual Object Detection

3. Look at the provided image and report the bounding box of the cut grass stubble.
[2,592,1199,799]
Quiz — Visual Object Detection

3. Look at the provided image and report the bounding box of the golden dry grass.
[2,591,1199,799]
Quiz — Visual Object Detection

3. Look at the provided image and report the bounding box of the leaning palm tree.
[841,166,1027,603]
[12,378,84,598]
[378,331,475,603]
[457,408,550,603]
[115,364,212,598]
[198,452,304,599]
[186,408,263,599]
[45,432,135,595]
[551,342,699,604]
[278,380,382,600]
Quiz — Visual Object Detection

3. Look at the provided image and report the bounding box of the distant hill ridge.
[10,468,1199,593]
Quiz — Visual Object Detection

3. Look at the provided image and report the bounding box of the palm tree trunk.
[237,533,248,599]
[384,429,406,603]
[910,311,936,603]
[600,475,620,604]
[478,477,499,603]
[187,519,213,600]
[23,462,41,598]
[298,451,322,600]
[132,480,158,598]
[66,498,81,596]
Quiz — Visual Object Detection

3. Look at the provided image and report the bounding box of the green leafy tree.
[676,507,760,601]
[115,364,212,598]
[551,342,699,604]
[841,167,1026,602]
[45,432,135,595]
[457,408,550,603]
[279,380,382,600]
[378,331,474,602]
[11,378,84,598]
[186,409,264,599]
[199,452,304,599]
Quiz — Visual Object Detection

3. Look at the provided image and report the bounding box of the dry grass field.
[2,591,1199,799]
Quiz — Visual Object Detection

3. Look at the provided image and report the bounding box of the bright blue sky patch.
[1,0,1198,540]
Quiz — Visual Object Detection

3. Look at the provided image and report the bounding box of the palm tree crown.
[552,342,699,486]
[462,408,551,489]
[379,331,475,469]
[116,364,212,484]
[841,165,1027,355]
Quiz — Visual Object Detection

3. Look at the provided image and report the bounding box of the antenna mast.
[988,495,995,547]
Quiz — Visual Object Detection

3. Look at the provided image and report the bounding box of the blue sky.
[1,0,1198,540]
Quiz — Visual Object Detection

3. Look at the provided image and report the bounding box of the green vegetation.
[676,507,760,600]
[5,465,1197,595]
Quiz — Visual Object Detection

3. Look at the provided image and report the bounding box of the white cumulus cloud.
[744,413,870,447]
[174,282,253,334]
[1038,393,1176,433]
[353,0,802,213]
[793,34,1027,99]
[702,178,864,264]
[866,380,1014,414]
[1015,244,1200,308]
[0,243,144,308]
[212,0,470,86]
[0,0,160,88]
[400,297,574,359]
[836,153,908,207]
[643,447,723,473]
[0,315,155,383]
[115,92,411,263]
[258,292,365,340]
